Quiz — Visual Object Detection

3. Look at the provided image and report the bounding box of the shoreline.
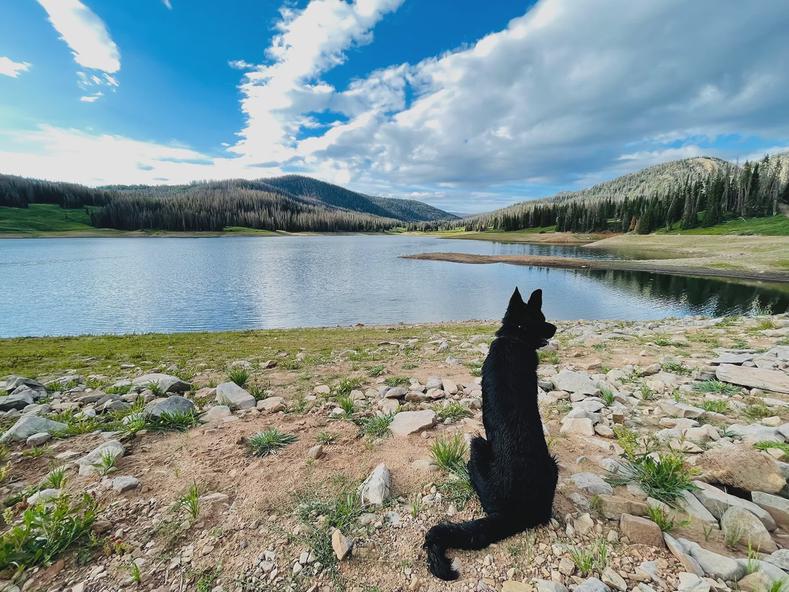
[402,251,789,283]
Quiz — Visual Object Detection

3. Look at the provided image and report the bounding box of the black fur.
[424,287,559,580]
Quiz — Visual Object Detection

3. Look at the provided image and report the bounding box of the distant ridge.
[0,173,456,232]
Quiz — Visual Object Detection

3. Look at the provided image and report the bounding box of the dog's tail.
[424,513,517,580]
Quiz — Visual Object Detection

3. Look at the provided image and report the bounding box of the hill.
[0,174,454,233]
[439,155,788,234]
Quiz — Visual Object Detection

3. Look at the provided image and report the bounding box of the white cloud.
[162,0,173,9]
[7,0,789,214]
[36,0,120,98]
[231,0,404,162]
[229,0,789,210]
[0,56,32,78]
[0,125,272,186]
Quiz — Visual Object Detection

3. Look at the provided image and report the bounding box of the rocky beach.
[2,315,789,592]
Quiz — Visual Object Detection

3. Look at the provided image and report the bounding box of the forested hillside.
[0,174,453,232]
[413,155,789,233]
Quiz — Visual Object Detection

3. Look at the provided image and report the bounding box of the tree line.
[0,175,401,232]
[410,156,789,233]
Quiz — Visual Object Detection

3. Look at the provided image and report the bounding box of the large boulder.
[680,538,746,581]
[553,370,600,396]
[132,373,190,394]
[214,382,255,410]
[692,481,776,530]
[716,364,789,394]
[720,506,777,552]
[752,491,789,530]
[3,376,44,393]
[389,410,436,436]
[695,445,785,494]
[143,395,195,419]
[0,391,35,412]
[0,415,67,443]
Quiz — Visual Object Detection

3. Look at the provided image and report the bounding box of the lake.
[1,235,787,337]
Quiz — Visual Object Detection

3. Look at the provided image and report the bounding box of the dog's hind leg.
[468,437,495,512]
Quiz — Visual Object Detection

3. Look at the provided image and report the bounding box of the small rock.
[26,432,52,446]
[307,445,324,460]
[0,415,67,443]
[570,473,613,495]
[215,382,256,410]
[389,410,436,436]
[132,373,190,393]
[601,567,626,591]
[331,529,352,560]
[359,463,391,505]
[111,476,140,493]
[257,396,286,413]
[620,514,664,547]
[720,506,777,552]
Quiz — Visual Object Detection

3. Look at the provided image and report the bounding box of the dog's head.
[502,287,556,348]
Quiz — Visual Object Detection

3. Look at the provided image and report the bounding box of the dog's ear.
[505,287,524,317]
[526,288,542,310]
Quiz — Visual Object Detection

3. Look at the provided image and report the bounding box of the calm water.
[1,236,787,337]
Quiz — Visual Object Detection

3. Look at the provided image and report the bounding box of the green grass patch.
[659,215,789,236]
[227,367,249,387]
[0,204,97,233]
[248,428,297,456]
[430,433,468,474]
[383,376,410,387]
[358,413,394,438]
[146,410,199,432]
[693,380,741,396]
[608,452,697,504]
[700,400,730,414]
[753,440,789,459]
[568,539,608,577]
[0,493,97,574]
[434,401,472,423]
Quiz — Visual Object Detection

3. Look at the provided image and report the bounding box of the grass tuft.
[694,380,741,396]
[248,428,297,457]
[227,367,249,387]
[430,434,467,474]
[568,539,608,576]
[0,493,97,573]
[146,410,199,432]
[434,401,472,423]
[359,413,394,438]
[608,451,696,504]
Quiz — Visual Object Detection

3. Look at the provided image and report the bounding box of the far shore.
[404,234,789,283]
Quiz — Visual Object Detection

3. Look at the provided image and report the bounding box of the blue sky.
[1,0,788,213]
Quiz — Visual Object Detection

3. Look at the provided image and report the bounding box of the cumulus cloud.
[6,0,789,213]
[0,56,32,78]
[231,0,404,163]
[36,0,120,98]
[162,0,173,9]
[229,0,789,209]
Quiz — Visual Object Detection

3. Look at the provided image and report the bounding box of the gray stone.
[3,376,44,393]
[620,514,664,547]
[27,488,61,505]
[664,534,704,576]
[359,463,390,505]
[560,417,595,436]
[0,392,34,412]
[737,572,772,592]
[533,582,568,592]
[727,423,783,444]
[658,400,705,419]
[142,395,195,419]
[574,578,610,592]
[720,506,777,552]
[716,364,789,394]
[677,573,710,592]
[111,476,139,493]
[257,396,286,413]
[553,370,600,396]
[737,559,788,586]
[751,491,789,531]
[601,567,626,591]
[693,481,776,530]
[569,472,613,495]
[766,548,789,571]
[215,382,255,410]
[76,440,124,476]
[132,373,191,394]
[681,538,746,581]
[389,410,436,436]
[0,415,67,442]
[384,386,407,399]
[25,432,52,446]
[199,405,232,423]
[675,490,717,525]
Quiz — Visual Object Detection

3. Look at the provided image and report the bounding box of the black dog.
[424,287,559,580]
